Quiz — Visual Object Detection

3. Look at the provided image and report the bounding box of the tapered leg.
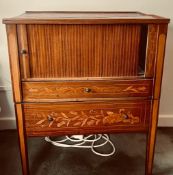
[146,100,159,175]
[15,104,29,175]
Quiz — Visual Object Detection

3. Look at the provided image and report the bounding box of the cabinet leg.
[16,104,29,175]
[145,100,159,175]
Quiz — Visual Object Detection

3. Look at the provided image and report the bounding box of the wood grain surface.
[25,24,143,78]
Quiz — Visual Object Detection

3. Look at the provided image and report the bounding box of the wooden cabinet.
[3,11,170,175]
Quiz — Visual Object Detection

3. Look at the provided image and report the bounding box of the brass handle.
[20,49,27,55]
[84,88,91,93]
[123,114,128,119]
[47,115,53,122]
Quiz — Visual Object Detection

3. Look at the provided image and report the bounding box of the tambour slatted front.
[3,11,169,175]
[26,24,144,78]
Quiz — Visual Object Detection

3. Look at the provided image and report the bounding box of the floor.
[0,128,173,175]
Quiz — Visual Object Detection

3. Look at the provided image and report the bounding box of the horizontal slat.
[22,79,153,102]
[23,100,151,136]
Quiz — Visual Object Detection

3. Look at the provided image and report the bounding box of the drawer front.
[22,79,153,102]
[23,100,151,136]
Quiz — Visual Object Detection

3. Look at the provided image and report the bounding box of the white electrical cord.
[45,134,116,157]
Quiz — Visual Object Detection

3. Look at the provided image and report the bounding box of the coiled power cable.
[45,134,116,157]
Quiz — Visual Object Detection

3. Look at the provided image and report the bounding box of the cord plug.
[71,135,84,140]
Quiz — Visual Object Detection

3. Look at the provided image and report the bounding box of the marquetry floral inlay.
[34,109,140,128]
[123,86,146,93]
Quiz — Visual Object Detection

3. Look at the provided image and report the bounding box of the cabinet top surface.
[3,11,170,24]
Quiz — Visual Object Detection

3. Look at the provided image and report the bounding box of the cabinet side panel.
[146,24,168,175]
[6,24,22,102]
[145,25,159,77]
[154,24,168,99]
[15,104,29,175]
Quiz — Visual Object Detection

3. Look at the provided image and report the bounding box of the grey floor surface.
[0,128,173,175]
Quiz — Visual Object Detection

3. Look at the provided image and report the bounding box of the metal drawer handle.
[20,49,27,55]
[47,115,54,122]
[84,87,91,93]
[123,114,129,119]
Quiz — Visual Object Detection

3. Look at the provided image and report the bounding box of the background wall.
[0,0,173,129]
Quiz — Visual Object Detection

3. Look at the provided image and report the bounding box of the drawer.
[22,79,153,102]
[23,100,151,136]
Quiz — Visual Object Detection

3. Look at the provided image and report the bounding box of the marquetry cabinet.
[3,11,169,175]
